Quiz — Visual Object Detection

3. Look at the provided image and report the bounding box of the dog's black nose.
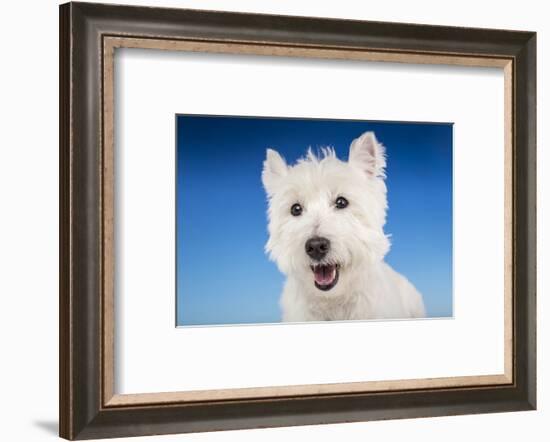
[305,237,331,261]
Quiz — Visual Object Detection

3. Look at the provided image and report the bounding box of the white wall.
[0,0,546,440]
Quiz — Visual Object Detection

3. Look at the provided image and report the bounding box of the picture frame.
[59,2,536,440]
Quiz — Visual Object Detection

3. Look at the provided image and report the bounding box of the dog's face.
[262,132,390,296]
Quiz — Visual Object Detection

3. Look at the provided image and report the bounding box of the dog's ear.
[348,131,386,178]
[262,148,288,195]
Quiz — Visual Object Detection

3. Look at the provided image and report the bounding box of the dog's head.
[262,131,390,295]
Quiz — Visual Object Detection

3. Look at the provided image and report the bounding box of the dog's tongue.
[313,265,336,285]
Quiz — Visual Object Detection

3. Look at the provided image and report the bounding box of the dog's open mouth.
[310,264,339,291]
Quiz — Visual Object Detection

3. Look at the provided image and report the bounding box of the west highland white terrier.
[262,131,426,322]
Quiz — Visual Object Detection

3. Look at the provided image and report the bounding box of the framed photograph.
[59,2,536,440]
[175,115,452,326]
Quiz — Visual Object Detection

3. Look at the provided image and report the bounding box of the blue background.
[176,115,453,326]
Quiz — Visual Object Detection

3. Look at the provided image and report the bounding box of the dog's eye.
[290,203,303,216]
[335,196,349,209]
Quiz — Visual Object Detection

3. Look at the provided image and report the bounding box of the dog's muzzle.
[305,237,339,290]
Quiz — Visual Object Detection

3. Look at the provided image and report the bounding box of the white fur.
[262,131,426,322]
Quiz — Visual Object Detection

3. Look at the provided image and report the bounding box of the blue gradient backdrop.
[176,115,453,326]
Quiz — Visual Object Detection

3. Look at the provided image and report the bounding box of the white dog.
[262,131,426,322]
